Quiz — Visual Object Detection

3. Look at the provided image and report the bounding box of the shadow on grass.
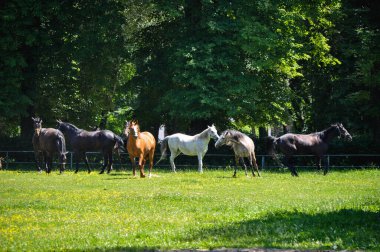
[73,209,379,251]
[178,209,380,251]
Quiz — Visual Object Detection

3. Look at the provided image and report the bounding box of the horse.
[156,124,219,173]
[32,117,67,173]
[215,129,260,178]
[267,123,352,176]
[57,120,124,174]
[124,120,156,178]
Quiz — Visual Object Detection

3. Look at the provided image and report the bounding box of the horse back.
[233,135,255,157]
[167,133,206,156]
[140,132,156,150]
[35,128,64,153]
[127,131,155,157]
[279,133,325,154]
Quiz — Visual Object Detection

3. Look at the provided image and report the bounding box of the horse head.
[129,120,140,139]
[208,124,219,141]
[336,123,352,141]
[215,130,230,148]
[56,120,66,133]
[32,117,43,136]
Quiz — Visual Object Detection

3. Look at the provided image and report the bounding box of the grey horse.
[215,129,260,178]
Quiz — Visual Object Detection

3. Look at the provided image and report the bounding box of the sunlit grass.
[0,168,379,251]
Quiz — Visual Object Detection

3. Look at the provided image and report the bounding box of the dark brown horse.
[57,120,124,174]
[267,123,352,176]
[32,117,67,173]
[124,120,156,178]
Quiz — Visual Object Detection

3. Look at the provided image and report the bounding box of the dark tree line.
[0,0,379,152]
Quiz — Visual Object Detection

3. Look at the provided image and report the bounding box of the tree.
[0,0,135,142]
[128,0,342,133]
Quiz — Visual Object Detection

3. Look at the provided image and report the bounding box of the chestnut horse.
[124,120,156,178]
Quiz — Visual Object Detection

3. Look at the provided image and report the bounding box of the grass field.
[0,168,379,251]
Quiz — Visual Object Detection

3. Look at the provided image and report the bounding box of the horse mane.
[318,124,339,141]
[223,129,246,141]
[62,122,83,133]
[197,127,212,139]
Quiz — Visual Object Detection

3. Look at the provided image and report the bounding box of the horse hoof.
[140,174,146,178]
[99,171,104,174]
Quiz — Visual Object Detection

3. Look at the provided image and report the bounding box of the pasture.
[0,169,379,251]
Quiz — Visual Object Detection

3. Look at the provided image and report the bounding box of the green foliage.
[127,0,344,132]
[1,0,379,152]
[0,170,379,250]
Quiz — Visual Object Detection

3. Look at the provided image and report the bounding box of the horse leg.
[284,156,298,177]
[74,152,80,173]
[107,151,113,174]
[34,151,42,172]
[59,153,66,174]
[316,156,322,171]
[170,151,179,173]
[233,155,239,177]
[290,156,298,177]
[322,155,329,175]
[99,153,108,174]
[240,157,248,177]
[250,152,260,177]
[114,148,123,170]
[139,154,146,178]
[45,154,52,174]
[197,153,204,173]
[48,156,53,174]
[148,150,155,178]
[43,152,49,173]
[129,155,137,176]
[83,153,91,173]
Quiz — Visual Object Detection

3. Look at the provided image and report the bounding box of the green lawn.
[0,168,379,251]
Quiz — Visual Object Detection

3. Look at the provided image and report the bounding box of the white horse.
[156,124,219,173]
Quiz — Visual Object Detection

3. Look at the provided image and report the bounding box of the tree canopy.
[0,0,379,152]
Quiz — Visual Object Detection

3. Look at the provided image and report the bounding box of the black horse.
[267,123,352,176]
[57,120,124,174]
[32,117,67,173]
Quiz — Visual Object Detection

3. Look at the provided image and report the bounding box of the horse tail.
[56,134,67,163]
[266,136,278,156]
[114,134,125,152]
[155,137,168,165]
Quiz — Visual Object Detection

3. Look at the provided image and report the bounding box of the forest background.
[1,0,379,153]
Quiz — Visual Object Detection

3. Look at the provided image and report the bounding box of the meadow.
[0,168,379,251]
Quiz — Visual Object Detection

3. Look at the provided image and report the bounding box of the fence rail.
[1,150,380,171]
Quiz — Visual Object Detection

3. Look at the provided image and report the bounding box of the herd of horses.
[32,117,352,177]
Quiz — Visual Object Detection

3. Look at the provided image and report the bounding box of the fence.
[0,150,379,171]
